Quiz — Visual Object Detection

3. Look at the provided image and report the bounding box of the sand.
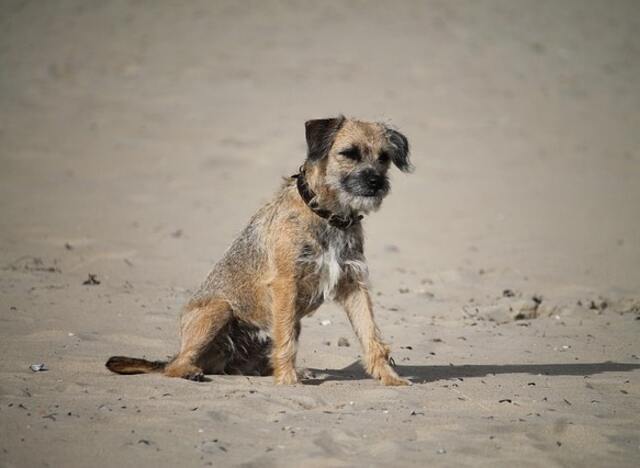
[1,1,639,467]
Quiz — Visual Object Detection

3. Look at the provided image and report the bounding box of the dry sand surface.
[1,1,639,467]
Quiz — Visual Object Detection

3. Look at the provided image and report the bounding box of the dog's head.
[304,116,412,213]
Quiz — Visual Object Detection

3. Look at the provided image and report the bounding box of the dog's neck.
[292,167,362,230]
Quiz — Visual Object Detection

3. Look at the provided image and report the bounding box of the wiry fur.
[105,116,412,386]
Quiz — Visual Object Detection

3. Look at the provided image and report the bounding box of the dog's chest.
[315,241,344,301]
[309,230,367,301]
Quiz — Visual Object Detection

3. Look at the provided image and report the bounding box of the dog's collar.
[292,170,363,230]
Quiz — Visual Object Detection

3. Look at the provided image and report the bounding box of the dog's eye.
[378,151,390,164]
[339,147,360,161]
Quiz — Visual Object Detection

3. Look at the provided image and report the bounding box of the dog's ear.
[385,127,413,173]
[305,116,346,162]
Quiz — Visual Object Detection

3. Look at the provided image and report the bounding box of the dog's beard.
[326,174,389,214]
[339,191,385,213]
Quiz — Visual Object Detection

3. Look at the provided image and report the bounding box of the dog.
[106,116,413,385]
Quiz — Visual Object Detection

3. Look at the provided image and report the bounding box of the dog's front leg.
[270,273,300,385]
[338,283,410,386]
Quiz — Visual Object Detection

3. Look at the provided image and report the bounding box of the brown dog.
[106,116,412,385]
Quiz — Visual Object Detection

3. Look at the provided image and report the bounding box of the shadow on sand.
[304,361,640,385]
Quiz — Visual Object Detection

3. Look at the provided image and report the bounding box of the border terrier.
[106,116,413,385]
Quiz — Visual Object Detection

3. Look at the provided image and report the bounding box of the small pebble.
[337,337,350,347]
[82,274,100,285]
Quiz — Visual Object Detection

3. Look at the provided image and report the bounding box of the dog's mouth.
[356,187,387,198]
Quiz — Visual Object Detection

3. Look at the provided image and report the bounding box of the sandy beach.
[1,1,639,466]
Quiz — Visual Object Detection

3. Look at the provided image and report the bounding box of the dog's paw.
[376,365,411,386]
[381,374,411,386]
[165,361,205,381]
[274,368,299,385]
[184,371,205,382]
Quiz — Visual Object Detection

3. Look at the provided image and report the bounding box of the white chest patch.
[316,243,343,301]
[312,234,368,302]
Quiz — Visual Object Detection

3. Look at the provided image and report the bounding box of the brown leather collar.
[292,170,363,230]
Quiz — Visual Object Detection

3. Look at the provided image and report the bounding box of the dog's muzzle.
[342,169,389,197]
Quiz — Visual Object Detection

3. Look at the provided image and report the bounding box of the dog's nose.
[363,170,384,190]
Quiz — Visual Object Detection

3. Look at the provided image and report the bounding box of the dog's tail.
[105,356,167,375]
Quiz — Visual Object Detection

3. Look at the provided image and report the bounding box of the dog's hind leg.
[164,298,232,381]
[222,320,274,376]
